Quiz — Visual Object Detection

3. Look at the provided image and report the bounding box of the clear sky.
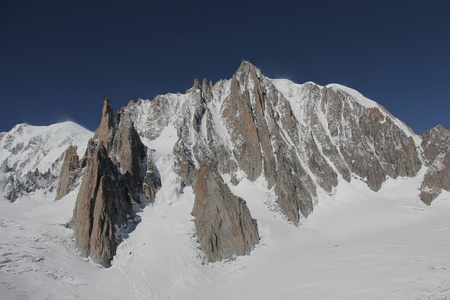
[1,0,449,134]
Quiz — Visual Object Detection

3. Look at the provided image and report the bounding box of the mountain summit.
[1,61,450,269]
[125,60,426,223]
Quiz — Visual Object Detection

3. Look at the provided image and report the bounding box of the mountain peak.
[427,124,449,135]
[235,60,262,77]
[94,98,117,149]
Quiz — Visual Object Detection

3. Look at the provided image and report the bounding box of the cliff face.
[125,61,425,226]
[71,143,130,267]
[43,61,450,265]
[55,145,82,200]
[420,125,450,204]
[192,161,259,262]
[70,99,160,267]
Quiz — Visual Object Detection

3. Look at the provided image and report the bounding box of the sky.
[1,0,449,134]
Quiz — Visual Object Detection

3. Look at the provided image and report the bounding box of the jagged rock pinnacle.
[192,161,259,262]
[71,98,160,267]
[55,145,80,200]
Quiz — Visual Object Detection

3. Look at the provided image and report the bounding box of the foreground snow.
[1,167,449,299]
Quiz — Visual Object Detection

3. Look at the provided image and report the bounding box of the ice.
[0,163,449,299]
[0,74,448,299]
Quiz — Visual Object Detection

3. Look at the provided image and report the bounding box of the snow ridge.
[0,62,449,299]
[0,122,92,202]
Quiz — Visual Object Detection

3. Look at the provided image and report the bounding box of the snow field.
[1,162,449,299]
[1,119,449,299]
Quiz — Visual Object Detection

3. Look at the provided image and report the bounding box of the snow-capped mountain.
[0,121,92,202]
[1,61,449,299]
[125,60,424,224]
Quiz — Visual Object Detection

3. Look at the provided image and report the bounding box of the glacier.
[0,61,449,299]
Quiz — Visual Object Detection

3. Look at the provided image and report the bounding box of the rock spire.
[70,98,160,267]
[192,161,259,262]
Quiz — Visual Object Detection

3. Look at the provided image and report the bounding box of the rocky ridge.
[70,99,160,267]
[2,61,450,266]
[420,125,450,204]
[125,61,427,227]
[0,122,92,202]
[192,161,259,262]
[55,145,83,200]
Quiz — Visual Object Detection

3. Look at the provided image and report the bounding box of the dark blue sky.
[1,0,449,134]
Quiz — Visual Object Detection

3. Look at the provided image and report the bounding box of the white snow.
[0,81,447,299]
[326,83,379,108]
[270,79,377,109]
[272,78,422,146]
[1,162,449,299]
[0,121,92,175]
[0,122,93,202]
[0,190,134,300]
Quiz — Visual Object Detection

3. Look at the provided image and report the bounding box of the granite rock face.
[71,98,160,267]
[311,86,422,191]
[55,145,81,200]
[420,125,450,204]
[112,110,147,203]
[124,61,425,226]
[421,125,450,164]
[71,143,131,267]
[192,161,259,262]
[4,61,450,265]
[100,61,448,260]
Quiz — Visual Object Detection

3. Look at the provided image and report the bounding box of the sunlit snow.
[1,158,449,299]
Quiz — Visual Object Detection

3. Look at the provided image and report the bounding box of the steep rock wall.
[420,125,450,204]
[70,99,160,267]
[192,161,259,262]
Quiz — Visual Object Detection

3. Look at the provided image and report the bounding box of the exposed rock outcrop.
[112,110,147,203]
[421,125,450,165]
[192,161,259,262]
[94,98,117,150]
[3,61,450,265]
[124,60,425,226]
[23,168,58,193]
[71,143,131,267]
[0,122,91,202]
[3,173,24,202]
[142,148,161,204]
[420,125,450,204]
[55,145,81,200]
[71,98,160,267]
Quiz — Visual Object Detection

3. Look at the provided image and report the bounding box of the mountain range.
[1,61,449,299]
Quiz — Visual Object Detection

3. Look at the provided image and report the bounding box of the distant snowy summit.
[0,121,92,202]
[1,60,449,267]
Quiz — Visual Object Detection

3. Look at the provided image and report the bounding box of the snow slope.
[1,158,449,299]
[0,122,91,175]
[0,122,92,202]
[271,78,421,145]
[0,191,134,300]
[0,74,448,299]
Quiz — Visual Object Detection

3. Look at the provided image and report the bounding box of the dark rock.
[93,98,116,150]
[3,173,24,202]
[421,125,450,165]
[71,144,131,267]
[420,125,450,204]
[23,168,58,193]
[173,140,196,187]
[71,98,160,267]
[123,61,426,227]
[112,111,148,203]
[55,145,80,200]
[192,161,259,262]
[142,150,161,204]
